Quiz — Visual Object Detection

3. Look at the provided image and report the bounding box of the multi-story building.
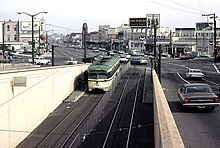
[0,20,21,52]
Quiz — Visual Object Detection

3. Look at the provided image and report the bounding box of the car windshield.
[186,86,212,93]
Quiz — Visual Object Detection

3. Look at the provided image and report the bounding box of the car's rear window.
[190,70,201,73]
[186,86,212,93]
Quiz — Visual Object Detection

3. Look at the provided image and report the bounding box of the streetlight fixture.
[18,11,48,64]
[45,29,54,51]
[202,13,218,63]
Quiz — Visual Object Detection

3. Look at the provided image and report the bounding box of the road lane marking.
[177,72,190,84]
[212,64,220,73]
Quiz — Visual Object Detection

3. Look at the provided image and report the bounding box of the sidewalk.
[64,85,87,103]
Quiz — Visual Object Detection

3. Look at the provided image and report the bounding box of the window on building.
[7,35,10,41]
[7,25,10,31]
[14,25,17,31]
[14,35,17,41]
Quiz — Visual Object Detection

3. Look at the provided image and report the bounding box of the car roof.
[183,83,209,87]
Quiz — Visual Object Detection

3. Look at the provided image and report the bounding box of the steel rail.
[36,93,103,147]
[126,74,141,148]
[102,70,132,148]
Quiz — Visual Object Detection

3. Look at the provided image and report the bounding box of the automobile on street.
[185,68,205,80]
[178,83,219,110]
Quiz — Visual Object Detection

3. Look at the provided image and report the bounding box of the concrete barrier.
[0,64,89,148]
[0,63,38,70]
[152,69,185,148]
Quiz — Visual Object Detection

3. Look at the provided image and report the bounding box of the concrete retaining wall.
[0,64,89,148]
[152,69,185,148]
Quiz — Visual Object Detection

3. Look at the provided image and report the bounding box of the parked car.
[66,58,78,65]
[119,55,129,63]
[28,57,51,65]
[179,55,194,60]
[185,69,205,80]
[178,83,219,110]
[109,51,115,56]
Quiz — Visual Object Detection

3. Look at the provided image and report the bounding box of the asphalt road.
[10,47,103,66]
[161,58,220,148]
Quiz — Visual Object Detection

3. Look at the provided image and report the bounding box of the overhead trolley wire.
[146,1,203,15]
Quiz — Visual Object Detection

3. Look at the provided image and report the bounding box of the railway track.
[35,93,104,148]
[101,68,142,147]
[80,66,154,148]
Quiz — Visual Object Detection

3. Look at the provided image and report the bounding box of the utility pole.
[169,30,172,56]
[202,13,218,63]
[213,14,217,63]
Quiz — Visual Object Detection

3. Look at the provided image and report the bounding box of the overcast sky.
[1,0,220,34]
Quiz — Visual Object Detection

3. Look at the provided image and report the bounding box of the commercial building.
[0,19,46,53]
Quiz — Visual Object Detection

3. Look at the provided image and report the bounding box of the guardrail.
[152,69,185,148]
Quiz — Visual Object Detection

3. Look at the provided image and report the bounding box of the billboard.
[129,18,147,28]
[21,21,40,31]
[146,14,160,28]
[196,22,213,31]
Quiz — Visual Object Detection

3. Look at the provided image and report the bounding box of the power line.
[171,1,208,14]
[46,23,79,32]
[146,1,202,15]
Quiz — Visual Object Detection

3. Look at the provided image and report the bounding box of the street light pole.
[18,11,48,64]
[2,21,5,49]
[31,15,34,63]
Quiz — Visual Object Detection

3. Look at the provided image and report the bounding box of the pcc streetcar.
[88,56,120,92]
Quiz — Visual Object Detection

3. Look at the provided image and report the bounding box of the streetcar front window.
[89,73,97,79]
[98,74,107,79]
[89,73,107,79]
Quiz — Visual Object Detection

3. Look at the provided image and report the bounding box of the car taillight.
[184,98,190,103]
[213,98,219,103]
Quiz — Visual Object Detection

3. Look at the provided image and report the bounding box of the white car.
[109,51,115,56]
[185,69,205,80]
[28,57,51,65]
[140,59,148,64]
[66,58,78,65]
[120,57,129,63]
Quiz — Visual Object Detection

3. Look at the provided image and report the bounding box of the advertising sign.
[21,21,40,31]
[129,18,147,28]
[196,22,213,31]
[146,14,160,28]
